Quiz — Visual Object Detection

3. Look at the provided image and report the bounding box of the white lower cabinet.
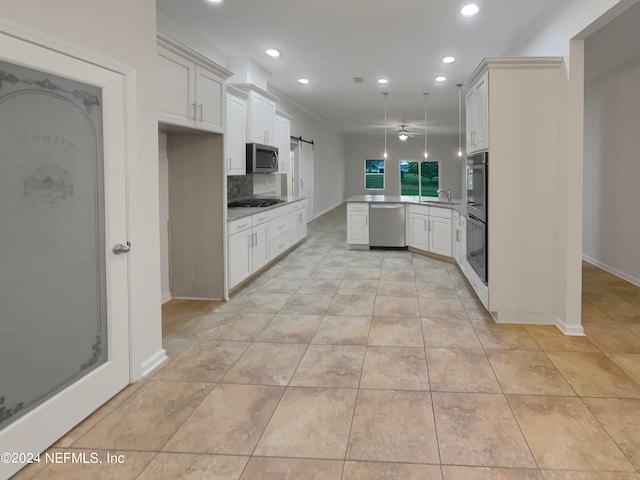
[227,200,309,291]
[429,209,453,257]
[407,205,452,257]
[228,228,252,289]
[347,203,369,246]
[290,200,308,243]
[228,214,269,289]
[269,205,291,260]
[453,212,467,266]
[408,212,429,251]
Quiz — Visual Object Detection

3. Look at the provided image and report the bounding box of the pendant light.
[383,92,388,159]
[423,92,429,159]
[457,83,463,158]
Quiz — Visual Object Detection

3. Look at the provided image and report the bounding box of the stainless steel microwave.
[246,143,278,173]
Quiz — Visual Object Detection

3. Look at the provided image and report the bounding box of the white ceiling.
[156,0,571,137]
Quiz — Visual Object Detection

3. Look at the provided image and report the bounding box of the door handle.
[112,242,131,255]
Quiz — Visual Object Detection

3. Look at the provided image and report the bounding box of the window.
[365,159,384,190]
[400,161,419,195]
[400,160,439,196]
[421,161,439,197]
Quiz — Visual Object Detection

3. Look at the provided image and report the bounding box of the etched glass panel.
[0,60,106,429]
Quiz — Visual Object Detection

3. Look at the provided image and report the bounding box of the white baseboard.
[583,255,640,288]
[556,316,585,336]
[161,292,172,304]
[140,349,168,378]
[172,296,224,301]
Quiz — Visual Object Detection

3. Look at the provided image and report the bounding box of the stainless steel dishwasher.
[369,203,405,247]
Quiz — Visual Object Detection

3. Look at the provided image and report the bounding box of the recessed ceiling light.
[265,49,280,58]
[205,0,223,3]
[442,56,456,64]
[461,4,479,16]
[435,76,447,82]
[377,78,389,85]
[298,78,309,85]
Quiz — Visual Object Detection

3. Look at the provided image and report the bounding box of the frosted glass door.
[0,31,130,478]
[0,59,108,428]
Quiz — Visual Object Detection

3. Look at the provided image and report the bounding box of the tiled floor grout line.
[31,207,640,479]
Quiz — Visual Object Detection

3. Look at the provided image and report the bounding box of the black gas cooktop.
[227,198,283,208]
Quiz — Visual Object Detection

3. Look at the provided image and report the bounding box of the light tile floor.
[13,204,640,479]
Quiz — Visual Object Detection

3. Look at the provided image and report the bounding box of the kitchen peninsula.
[345,195,478,301]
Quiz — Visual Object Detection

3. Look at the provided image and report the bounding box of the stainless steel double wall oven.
[466,152,488,284]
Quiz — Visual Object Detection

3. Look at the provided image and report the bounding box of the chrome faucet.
[437,188,452,203]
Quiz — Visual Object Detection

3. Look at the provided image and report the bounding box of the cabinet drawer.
[269,204,291,220]
[347,203,369,212]
[290,200,307,212]
[269,214,290,240]
[269,232,290,259]
[408,204,430,216]
[429,206,452,219]
[251,212,270,226]
[228,217,252,235]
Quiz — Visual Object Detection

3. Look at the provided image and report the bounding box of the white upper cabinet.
[196,68,223,131]
[226,87,247,175]
[275,113,291,174]
[234,85,279,147]
[465,70,488,154]
[157,34,232,133]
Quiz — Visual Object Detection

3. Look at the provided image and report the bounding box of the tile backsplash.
[227,174,253,201]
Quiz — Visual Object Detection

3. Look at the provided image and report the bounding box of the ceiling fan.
[397,124,420,141]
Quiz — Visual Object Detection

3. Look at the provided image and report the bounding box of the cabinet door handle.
[253,232,257,247]
[192,102,197,120]
[199,104,203,121]
[228,157,232,170]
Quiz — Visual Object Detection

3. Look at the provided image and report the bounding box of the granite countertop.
[345,195,467,215]
[227,196,307,222]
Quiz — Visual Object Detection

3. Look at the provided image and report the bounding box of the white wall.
[344,134,462,199]
[158,133,171,303]
[1,0,164,377]
[270,88,347,218]
[514,0,639,334]
[583,61,640,285]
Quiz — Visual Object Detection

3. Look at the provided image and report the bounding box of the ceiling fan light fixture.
[398,129,409,141]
